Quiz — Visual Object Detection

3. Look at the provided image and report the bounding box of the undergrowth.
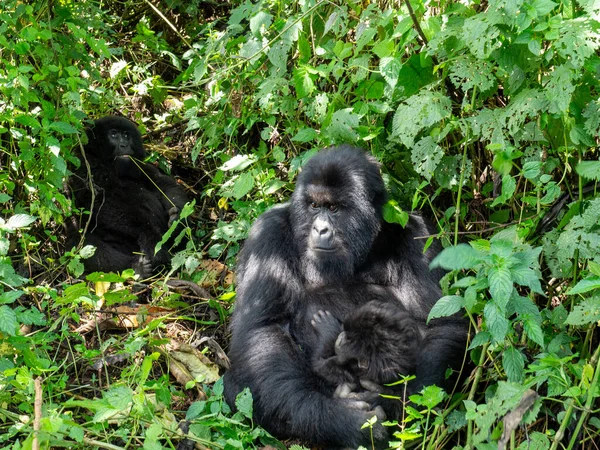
[0,0,599,448]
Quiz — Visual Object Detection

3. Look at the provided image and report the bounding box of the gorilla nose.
[310,218,335,249]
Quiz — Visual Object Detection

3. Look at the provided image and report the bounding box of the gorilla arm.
[223,207,386,448]
[139,163,189,215]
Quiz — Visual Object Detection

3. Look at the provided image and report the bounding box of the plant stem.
[454,142,469,246]
[464,342,489,450]
[565,339,600,450]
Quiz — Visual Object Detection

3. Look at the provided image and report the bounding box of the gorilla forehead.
[295,145,386,206]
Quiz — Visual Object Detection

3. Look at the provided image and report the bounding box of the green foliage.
[1,0,600,448]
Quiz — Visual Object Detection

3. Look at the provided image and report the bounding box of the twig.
[405,0,429,45]
[33,377,42,450]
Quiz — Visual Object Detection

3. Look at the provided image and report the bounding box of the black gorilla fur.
[311,298,420,388]
[223,146,467,448]
[69,116,189,277]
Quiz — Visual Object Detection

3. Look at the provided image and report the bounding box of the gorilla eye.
[328,204,338,212]
[110,131,117,138]
[310,202,319,209]
[123,131,129,138]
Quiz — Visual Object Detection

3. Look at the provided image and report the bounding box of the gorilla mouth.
[312,246,337,253]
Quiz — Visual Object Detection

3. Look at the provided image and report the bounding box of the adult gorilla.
[69,116,189,277]
[223,146,467,448]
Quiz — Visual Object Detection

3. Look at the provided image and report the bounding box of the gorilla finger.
[334,382,357,398]
[360,379,384,393]
[346,400,371,411]
[371,406,386,421]
[346,390,379,404]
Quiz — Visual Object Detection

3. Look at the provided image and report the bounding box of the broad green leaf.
[491,174,516,207]
[523,317,545,347]
[0,305,17,336]
[489,266,512,308]
[249,11,272,37]
[503,346,525,382]
[392,91,452,148]
[104,386,133,410]
[430,244,482,270]
[49,121,78,134]
[565,296,600,326]
[484,302,509,343]
[293,65,316,99]
[186,401,206,420]
[522,161,541,180]
[220,154,258,172]
[324,108,361,143]
[291,128,319,143]
[4,214,36,230]
[411,136,444,181]
[233,172,254,199]
[79,245,96,259]
[235,388,253,419]
[382,200,409,227]
[427,295,465,323]
[409,385,446,409]
[576,161,600,181]
[568,276,600,295]
[380,57,401,88]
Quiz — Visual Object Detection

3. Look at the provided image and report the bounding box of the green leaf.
[249,11,272,37]
[568,276,600,295]
[522,161,541,180]
[409,385,446,409]
[324,108,361,143]
[503,346,525,383]
[576,161,600,181]
[104,386,133,410]
[49,121,78,134]
[427,295,464,323]
[185,401,206,420]
[4,214,36,230]
[380,57,401,89]
[491,174,516,207]
[382,200,409,227]
[391,91,452,148]
[484,302,509,343]
[0,305,17,336]
[235,388,253,419]
[220,154,257,172]
[430,244,482,270]
[523,317,545,347]
[489,266,513,308]
[233,172,254,199]
[411,136,444,181]
[291,128,319,143]
[293,65,316,99]
[565,296,600,326]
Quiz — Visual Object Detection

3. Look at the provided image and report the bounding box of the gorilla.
[69,116,189,277]
[223,146,467,448]
[311,299,420,391]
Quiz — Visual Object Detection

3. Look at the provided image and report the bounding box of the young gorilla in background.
[68,116,189,277]
[223,146,468,449]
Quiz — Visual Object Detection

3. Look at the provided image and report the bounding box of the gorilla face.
[107,128,134,158]
[86,116,146,178]
[336,301,420,384]
[290,146,386,285]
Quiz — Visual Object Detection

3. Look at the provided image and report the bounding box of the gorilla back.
[68,116,189,277]
[224,146,467,448]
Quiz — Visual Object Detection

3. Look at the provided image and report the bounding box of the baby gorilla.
[311,300,421,397]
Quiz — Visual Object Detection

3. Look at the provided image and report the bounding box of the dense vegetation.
[0,0,599,448]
